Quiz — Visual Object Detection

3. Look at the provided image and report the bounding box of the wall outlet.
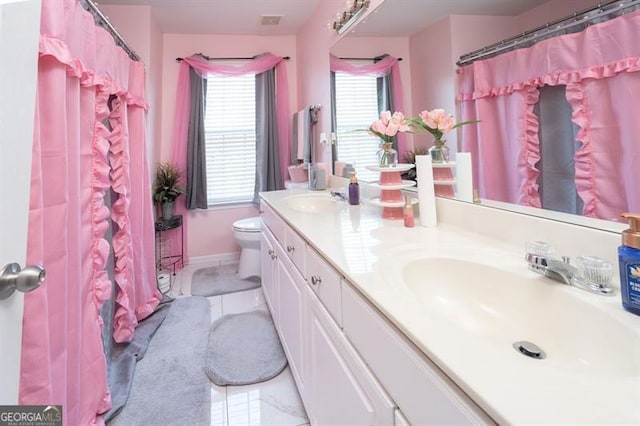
[320,132,328,144]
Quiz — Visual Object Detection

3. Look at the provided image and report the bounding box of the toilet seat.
[233,216,262,233]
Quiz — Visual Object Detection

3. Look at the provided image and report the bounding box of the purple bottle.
[348,172,359,205]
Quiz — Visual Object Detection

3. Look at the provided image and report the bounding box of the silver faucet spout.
[525,249,614,296]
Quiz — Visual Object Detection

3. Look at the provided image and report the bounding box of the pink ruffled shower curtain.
[330,54,407,156]
[20,1,160,424]
[170,53,290,264]
[458,10,640,219]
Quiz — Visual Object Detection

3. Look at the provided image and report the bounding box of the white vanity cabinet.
[260,197,492,426]
[304,284,395,425]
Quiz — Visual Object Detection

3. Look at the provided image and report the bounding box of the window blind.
[204,73,256,205]
[334,72,380,181]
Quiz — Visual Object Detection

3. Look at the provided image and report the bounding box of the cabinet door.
[305,286,395,425]
[260,229,278,320]
[276,246,305,396]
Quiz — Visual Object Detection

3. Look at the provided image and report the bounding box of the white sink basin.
[391,255,640,378]
[283,193,344,213]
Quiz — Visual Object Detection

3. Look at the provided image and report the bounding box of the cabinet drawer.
[284,226,306,275]
[342,283,494,425]
[305,246,342,326]
[260,200,285,245]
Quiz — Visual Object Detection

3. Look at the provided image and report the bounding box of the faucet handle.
[525,241,555,257]
[576,256,613,287]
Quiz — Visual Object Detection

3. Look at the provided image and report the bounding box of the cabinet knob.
[268,249,275,256]
[286,245,295,253]
[271,254,278,261]
[311,275,322,286]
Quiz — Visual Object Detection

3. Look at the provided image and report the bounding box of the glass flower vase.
[428,139,449,163]
[377,142,398,167]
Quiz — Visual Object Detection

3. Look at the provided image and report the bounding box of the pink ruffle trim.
[39,36,147,109]
[519,88,542,208]
[90,89,114,415]
[108,98,138,343]
[565,83,597,217]
[457,57,640,101]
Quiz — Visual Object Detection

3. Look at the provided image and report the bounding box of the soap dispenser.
[619,213,640,316]
[348,172,359,205]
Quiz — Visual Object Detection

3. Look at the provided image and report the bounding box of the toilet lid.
[233,216,262,233]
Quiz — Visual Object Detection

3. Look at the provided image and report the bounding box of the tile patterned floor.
[165,262,309,426]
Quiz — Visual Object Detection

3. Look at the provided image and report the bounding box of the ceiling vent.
[261,15,282,25]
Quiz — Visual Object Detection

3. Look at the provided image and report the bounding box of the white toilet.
[232,216,262,279]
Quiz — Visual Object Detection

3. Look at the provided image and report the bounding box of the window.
[204,73,256,205]
[334,72,380,181]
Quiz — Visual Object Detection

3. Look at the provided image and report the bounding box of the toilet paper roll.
[157,273,171,293]
[416,155,437,227]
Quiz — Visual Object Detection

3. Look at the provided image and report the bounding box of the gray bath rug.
[191,263,261,297]
[205,309,287,386]
[108,296,211,425]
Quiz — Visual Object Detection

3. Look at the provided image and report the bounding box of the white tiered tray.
[367,180,417,190]
[431,161,456,169]
[366,164,415,173]
[364,197,419,208]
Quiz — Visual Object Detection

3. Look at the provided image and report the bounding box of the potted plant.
[401,147,428,182]
[153,162,185,220]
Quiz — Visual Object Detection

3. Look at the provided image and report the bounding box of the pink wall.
[296,0,385,163]
[409,17,455,153]
[515,0,600,29]
[161,33,297,258]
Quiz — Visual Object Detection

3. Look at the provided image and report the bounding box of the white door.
[0,0,41,404]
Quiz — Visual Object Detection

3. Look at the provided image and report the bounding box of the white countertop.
[261,189,640,425]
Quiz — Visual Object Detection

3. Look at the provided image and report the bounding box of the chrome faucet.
[525,241,614,296]
[330,190,348,202]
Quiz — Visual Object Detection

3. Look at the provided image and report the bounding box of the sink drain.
[513,341,546,359]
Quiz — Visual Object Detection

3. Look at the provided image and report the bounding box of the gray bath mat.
[108,296,211,425]
[205,309,287,386]
[191,263,260,297]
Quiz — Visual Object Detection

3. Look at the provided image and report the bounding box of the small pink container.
[288,165,308,183]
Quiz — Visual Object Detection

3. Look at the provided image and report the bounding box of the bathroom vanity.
[260,190,640,425]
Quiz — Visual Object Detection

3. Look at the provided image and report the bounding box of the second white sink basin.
[283,193,344,213]
[392,254,640,378]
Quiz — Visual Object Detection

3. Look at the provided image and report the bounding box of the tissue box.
[288,164,308,182]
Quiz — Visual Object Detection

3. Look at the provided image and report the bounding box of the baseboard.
[188,252,240,266]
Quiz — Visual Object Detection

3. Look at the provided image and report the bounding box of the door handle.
[0,263,46,300]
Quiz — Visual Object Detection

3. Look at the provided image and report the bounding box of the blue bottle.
[619,213,640,316]
[348,172,359,206]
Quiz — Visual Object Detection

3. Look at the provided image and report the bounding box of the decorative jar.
[428,139,449,163]
[377,142,398,167]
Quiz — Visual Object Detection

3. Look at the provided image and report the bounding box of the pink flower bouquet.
[411,108,477,141]
[368,111,411,144]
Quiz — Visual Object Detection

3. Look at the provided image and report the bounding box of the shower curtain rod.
[457,0,640,66]
[176,54,291,62]
[338,56,403,61]
[81,0,140,61]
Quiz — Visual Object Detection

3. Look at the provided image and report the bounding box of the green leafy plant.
[401,147,429,181]
[153,162,185,204]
